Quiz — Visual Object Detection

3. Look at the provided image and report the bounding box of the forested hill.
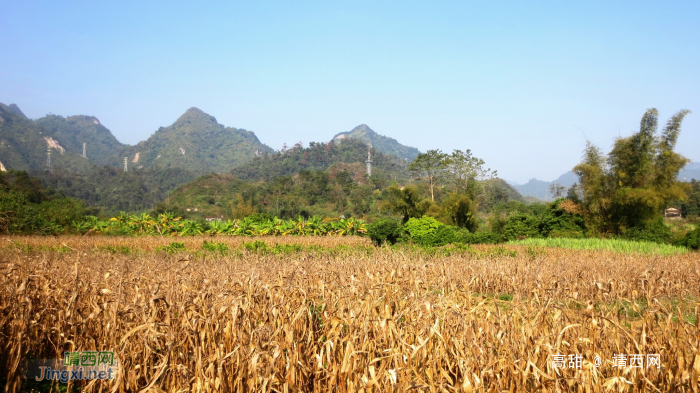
[1,103,274,174]
[230,138,411,182]
[36,114,127,167]
[0,103,27,118]
[0,104,93,173]
[112,107,275,173]
[332,124,421,161]
[1,103,277,215]
[41,165,200,216]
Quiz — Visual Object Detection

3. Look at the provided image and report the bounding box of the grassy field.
[1,236,699,392]
[507,237,689,256]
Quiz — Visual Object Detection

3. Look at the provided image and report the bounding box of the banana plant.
[305,216,324,236]
[179,220,204,236]
[157,212,183,235]
[330,218,366,236]
[110,211,130,228]
[72,219,92,234]
[73,216,110,235]
[255,219,276,236]
[205,219,235,235]
[291,216,307,236]
[345,217,367,236]
[278,219,296,236]
[129,213,155,234]
[235,217,257,236]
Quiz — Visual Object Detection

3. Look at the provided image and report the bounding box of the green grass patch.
[201,240,228,254]
[97,245,132,254]
[507,237,688,255]
[156,242,187,253]
[498,293,513,302]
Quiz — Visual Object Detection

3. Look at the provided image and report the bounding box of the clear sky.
[1,1,698,183]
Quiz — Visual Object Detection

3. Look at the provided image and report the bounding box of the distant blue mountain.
[679,162,700,182]
[510,162,700,201]
[508,171,578,201]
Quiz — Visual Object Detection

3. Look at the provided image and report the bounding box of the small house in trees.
[664,207,681,219]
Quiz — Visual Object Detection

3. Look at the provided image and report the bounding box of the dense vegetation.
[0,105,94,173]
[1,104,278,217]
[669,178,700,218]
[0,103,26,118]
[113,107,274,173]
[35,114,127,167]
[156,143,522,225]
[1,105,698,252]
[573,109,691,236]
[0,170,92,234]
[230,138,410,182]
[74,212,366,237]
[40,165,200,216]
[332,124,421,160]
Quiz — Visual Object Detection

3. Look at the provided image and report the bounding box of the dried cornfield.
[1,236,699,392]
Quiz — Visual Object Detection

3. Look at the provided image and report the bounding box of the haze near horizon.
[1,1,698,183]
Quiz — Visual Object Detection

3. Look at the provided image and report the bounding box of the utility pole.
[123,157,128,172]
[46,146,52,171]
[366,150,372,177]
[82,142,86,158]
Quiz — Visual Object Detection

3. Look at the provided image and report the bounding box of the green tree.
[367,219,402,246]
[502,214,542,240]
[549,183,566,199]
[380,184,425,223]
[440,193,478,231]
[574,109,691,235]
[444,149,496,201]
[408,149,448,201]
[230,193,255,219]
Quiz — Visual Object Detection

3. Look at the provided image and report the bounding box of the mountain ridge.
[0,103,274,174]
[332,124,421,161]
[0,104,94,173]
[0,103,27,118]
[35,114,127,167]
[115,106,275,173]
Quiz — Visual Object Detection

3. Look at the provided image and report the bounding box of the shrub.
[678,226,700,250]
[548,229,585,239]
[37,197,87,230]
[404,216,442,246]
[458,230,502,244]
[402,216,464,247]
[540,199,586,237]
[502,214,542,241]
[247,213,274,224]
[427,225,457,247]
[367,219,402,246]
[0,191,60,234]
[622,219,672,244]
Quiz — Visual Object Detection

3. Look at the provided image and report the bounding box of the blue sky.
[1,1,698,183]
